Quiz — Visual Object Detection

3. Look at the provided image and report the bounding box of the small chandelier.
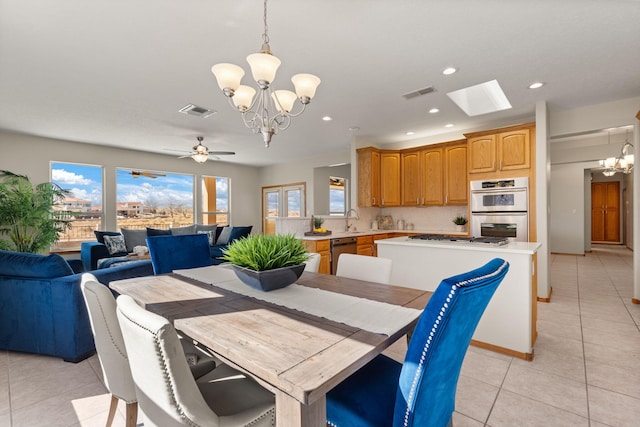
[211,0,321,148]
[599,133,634,176]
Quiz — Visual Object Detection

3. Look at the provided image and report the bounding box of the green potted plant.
[222,234,310,291]
[0,170,71,252]
[452,215,468,232]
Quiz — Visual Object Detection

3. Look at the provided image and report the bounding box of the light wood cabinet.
[380,151,401,206]
[372,233,389,257]
[401,150,421,206]
[357,235,374,256]
[302,239,331,274]
[357,147,381,207]
[401,146,444,206]
[444,143,468,205]
[421,146,445,206]
[467,125,531,174]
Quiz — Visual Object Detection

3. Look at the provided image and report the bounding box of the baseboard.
[537,286,553,303]
[470,340,534,361]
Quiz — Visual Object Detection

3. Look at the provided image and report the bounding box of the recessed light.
[444,123,454,128]
[348,126,360,132]
[406,131,415,136]
[442,67,457,75]
[428,108,440,114]
[528,82,544,89]
[322,116,332,121]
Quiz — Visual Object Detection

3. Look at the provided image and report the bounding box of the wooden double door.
[591,182,620,243]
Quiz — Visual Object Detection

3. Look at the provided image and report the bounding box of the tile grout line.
[576,253,592,427]
[481,357,514,427]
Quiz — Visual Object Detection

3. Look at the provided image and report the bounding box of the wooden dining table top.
[110,269,432,427]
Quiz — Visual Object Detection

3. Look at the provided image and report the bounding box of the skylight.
[446,80,512,117]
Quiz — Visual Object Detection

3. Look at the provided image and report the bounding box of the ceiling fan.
[175,136,236,163]
[129,170,166,179]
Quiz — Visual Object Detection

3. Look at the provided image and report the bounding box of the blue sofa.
[81,225,253,270]
[0,250,154,362]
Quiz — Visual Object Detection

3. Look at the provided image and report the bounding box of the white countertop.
[298,229,469,241]
[376,236,541,255]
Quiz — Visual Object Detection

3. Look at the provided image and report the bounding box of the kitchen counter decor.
[222,234,309,291]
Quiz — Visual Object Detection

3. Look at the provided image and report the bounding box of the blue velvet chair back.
[146,234,212,275]
[394,258,509,427]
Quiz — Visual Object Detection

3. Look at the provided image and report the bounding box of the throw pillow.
[197,230,216,246]
[170,224,196,235]
[228,225,253,243]
[120,228,148,252]
[94,230,121,244]
[146,227,171,236]
[215,226,233,245]
[103,235,128,256]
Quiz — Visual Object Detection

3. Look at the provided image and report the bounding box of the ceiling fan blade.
[209,151,235,155]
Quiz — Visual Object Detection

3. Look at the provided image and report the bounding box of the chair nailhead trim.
[402,261,508,427]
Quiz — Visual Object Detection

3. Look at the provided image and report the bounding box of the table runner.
[174,265,422,336]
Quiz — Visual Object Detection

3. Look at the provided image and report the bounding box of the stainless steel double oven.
[470,177,529,242]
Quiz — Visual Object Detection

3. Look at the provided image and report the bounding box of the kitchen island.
[377,236,541,360]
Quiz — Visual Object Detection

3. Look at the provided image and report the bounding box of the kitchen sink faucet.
[345,209,359,231]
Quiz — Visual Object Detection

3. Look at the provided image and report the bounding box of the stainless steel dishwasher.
[330,237,357,275]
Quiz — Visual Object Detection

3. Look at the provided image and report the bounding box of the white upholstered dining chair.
[116,294,276,427]
[335,253,393,284]
[80,274,217,427]
[303,252,321,273]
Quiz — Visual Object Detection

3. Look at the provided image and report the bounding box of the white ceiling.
[1,0,639,167]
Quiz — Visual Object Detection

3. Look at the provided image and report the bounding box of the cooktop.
[408,234,510,246]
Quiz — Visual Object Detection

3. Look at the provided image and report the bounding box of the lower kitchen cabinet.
[357,235,374,256]
[303,239,331,274]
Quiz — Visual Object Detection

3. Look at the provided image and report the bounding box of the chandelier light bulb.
[291,73,321,102]
[211,63,244,92]
[246,53,281,85]
[272,90,297,113]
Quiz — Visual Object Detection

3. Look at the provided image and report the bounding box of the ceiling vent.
[402,86,435,100]
[178,104,217,118]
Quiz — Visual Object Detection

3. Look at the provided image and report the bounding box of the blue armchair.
[326,258,510,427]
[0,250,154,362]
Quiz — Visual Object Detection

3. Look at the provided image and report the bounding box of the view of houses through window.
[50,163,231,251]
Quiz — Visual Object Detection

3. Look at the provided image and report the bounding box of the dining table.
[110,265,432,427]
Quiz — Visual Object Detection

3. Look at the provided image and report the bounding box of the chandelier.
[599,135,634,176]
[211,0,321,148]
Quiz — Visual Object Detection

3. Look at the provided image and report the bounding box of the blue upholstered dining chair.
[326,258,510,427]
[146,233,212,275]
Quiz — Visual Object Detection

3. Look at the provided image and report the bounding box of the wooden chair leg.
[125,402,138,427]
[105,395,118,427]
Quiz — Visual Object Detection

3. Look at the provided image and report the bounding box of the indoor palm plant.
[0,170,71,252]
[222,233,310,291]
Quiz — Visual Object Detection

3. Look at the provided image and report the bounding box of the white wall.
[0,131,262,232]
[550,163,589,254]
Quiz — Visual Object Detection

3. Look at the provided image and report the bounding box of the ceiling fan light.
[271,90,297,113]
[232,85,257,111]
[192,152,209,163]
[246,53,281,85]
[291,73,321,102]
[211,63,245,92]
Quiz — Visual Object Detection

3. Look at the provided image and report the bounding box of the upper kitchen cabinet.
[380,151,401,206]
[444,142,468,205]
[357,147,381,207]
[401,146,444,206]
[467,123,533,175]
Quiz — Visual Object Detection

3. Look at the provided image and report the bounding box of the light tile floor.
[1,245,638,426]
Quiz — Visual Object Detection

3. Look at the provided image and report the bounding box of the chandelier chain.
[262,0,270,46]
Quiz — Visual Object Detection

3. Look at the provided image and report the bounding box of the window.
[50,162,103,251]
[116,168,194,230]
[329,176,346,216]
[202,176,230,226]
